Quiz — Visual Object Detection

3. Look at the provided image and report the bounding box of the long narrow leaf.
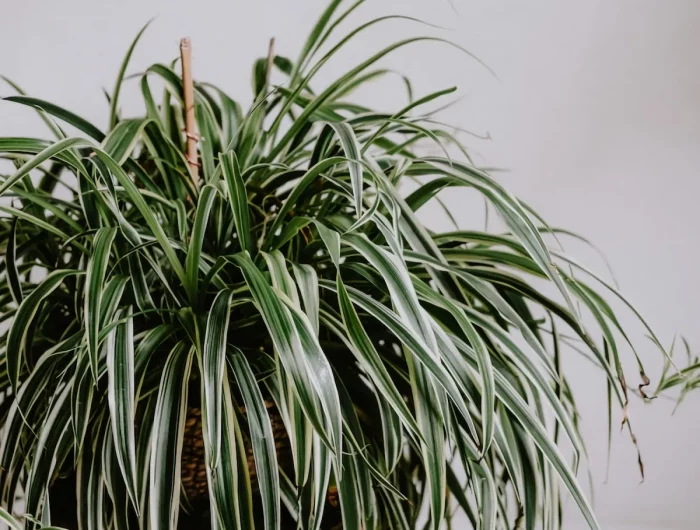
[6,270,80,392]
[220,151,252,253]
[231,253,342,460]
[202,289,235,468]
[231,350,280,530]
[106,307,139,512]
[149,344,193,530]
[185,184,218,303]
[6,217,23,304]
[109,21,152,129]
[86,227,118,379]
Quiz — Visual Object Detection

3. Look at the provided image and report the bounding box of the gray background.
[1,1,699,529]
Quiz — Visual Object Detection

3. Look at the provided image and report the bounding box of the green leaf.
[185,184,218,303]
[290,0,343,82]
[204,367,249,529]
[25,383,73,523]
[332,379,366,530]
[374,380,403,473]
[328,122,363,215]
[102,118,151,164]
[414,277,586,461]
[452,334,601,530]
[421,157,581,321]
[128,253,154,311]
[330,277,420,439]
[409,352,446,530]
[149,343,193,530]
[309,434,332,530]
[106,306,139,512]
[195,101,219,181]
[231,252,342,461]
[220,150,252,253]
[109,20,152,129]
[270,37,462,159]
[135,396,157,523]
[2,77,64,139]
[263,156,347,250]
[0,205,72,243]
[230,351,280,530]
[270,216,311,251]
[6,269,80,393]
[291,263,319,335]
[452,416,497,530]
[0,344,70,507]
[86,227,118,379]
[340,235,473,420]
[361,86,456,154]
[71,345,94,459]
[1,138,187,283]
[103,432,130,530]
[6,217,23,304]
[77,417,108,530]
[3,96,105,141]
[0,508,21,530]
[202,288,235,468]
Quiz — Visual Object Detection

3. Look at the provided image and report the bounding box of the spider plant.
[0,2,675,529]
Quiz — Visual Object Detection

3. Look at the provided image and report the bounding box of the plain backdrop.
[1,1,699,529]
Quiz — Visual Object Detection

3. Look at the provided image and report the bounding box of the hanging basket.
[179,402,342,529]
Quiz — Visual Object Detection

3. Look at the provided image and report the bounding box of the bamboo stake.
[266,38,275,90]
[180,37,199,189]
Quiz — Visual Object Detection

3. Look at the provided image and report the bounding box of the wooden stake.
[266,38,275,90]
[180,37,199,188]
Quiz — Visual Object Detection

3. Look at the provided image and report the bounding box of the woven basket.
[179,402,342,529]
[180,406,209,500]
[180,401,295,499]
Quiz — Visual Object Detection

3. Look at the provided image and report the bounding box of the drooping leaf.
[106,306,139,512]
[6,270,81,393]
[6,217,23,304]
[328,122,363,215]
[204,366,249,529]
[24,384,73,523]
[149,343,193,530]
[231,350,280,530]
[232,252,342,461]
[86,227,118,379]
[202,288,235,468]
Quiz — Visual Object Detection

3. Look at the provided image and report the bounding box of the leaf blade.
[109,21,152,129]
[6,269,80,393]
[86,227,118,379]
[149,343,194,530]
[220,151,252,253]
[202,288,235,468]
[106,306,139,512]
[231,351,280,530]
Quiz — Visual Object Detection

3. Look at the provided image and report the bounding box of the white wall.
[1,1,699,528]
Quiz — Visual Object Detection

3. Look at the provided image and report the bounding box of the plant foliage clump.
[0,2,674,530]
